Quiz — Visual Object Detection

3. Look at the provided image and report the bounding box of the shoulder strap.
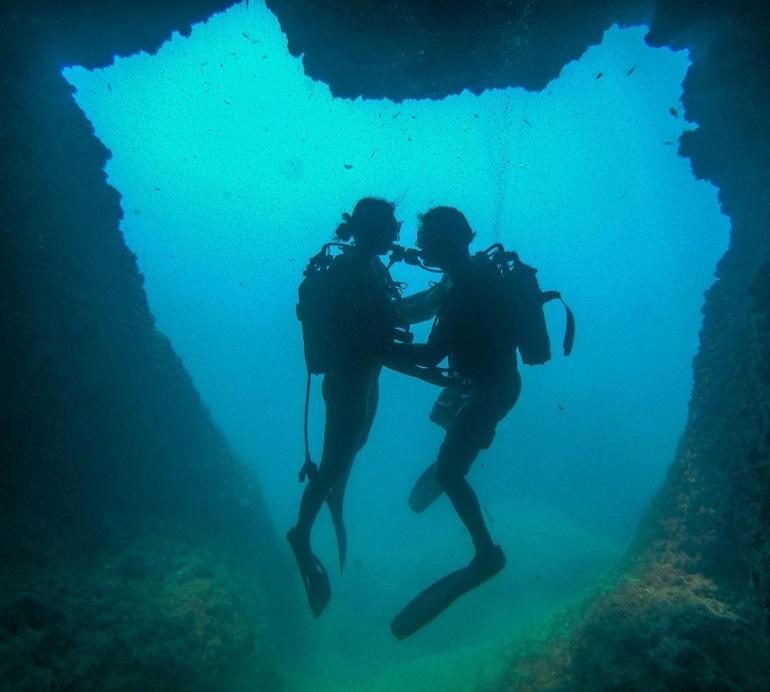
[541,291,575,356]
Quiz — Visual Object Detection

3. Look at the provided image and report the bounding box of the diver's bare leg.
[436,466,495,557]
[293,373,368,548]
[325,369,379,568]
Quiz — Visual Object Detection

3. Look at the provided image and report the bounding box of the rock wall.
[1,3,298,688]
[567,3,770,688]
[266,0,652,99]
[503,3,770,687]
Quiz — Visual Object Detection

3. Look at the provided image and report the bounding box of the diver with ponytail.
[288,197,403,617]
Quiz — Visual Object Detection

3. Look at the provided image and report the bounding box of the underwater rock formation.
[1,2,297,688]
[2,0,769,689]
[495,3,770,689]
[265,0,652,98]
[559,5,770,689]
[1,529,279,690]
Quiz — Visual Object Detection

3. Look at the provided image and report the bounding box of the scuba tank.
[296,243,348,482]
[296,243,412,374]
[482,243,575,365]
[296,243,348,375]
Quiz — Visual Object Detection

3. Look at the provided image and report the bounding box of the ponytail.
[335,212,354,241]
[335,198,396,244]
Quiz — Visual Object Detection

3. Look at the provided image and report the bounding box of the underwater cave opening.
[61,0,730,684]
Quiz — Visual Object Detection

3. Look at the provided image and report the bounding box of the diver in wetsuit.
[288,197,403,618]
[386,206,521,639]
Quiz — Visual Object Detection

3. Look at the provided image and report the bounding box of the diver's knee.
[315,462,347,489]
[435,463,461,491]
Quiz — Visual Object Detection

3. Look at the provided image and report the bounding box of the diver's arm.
[386,340,446,368]
[384,357,453,386]
[381,335,452,386]
[389,305,452,367]
[399,276,450,324]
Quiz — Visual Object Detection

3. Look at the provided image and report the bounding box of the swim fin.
[326,463,353,571]
[287,528,331,618]
[391,545,505,640]
[326,487,347,571]
[408,462,443,513]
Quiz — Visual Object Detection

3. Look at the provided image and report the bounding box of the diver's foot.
[287,528,331,618]
[408,462,443,514]
[390,546,506,640]
[326,496,348,572]
[468,544,506,582]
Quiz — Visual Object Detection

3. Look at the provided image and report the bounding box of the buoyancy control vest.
[296,243,406,375]
[296,243,342,375]
[481,244,575,365]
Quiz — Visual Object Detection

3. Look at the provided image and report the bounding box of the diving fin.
[326,465,352,571]
[408,462,444,513]
[287,528,331,618]
[326,490,347,572]
[391,545,505,640]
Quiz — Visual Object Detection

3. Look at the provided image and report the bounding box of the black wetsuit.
[393,255,519,559]
[387,253,520,639]
[429,257,520,481]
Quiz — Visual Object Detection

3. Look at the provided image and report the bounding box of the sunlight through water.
[63,1,729,685]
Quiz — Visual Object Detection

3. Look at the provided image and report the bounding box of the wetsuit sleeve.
[427,310,451,354]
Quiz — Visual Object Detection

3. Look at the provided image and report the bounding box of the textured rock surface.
[266,0,652,99]
[0,527,280,690]
[1,3,297,688]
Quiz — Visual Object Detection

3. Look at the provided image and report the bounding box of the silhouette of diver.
[288,197,404,618]
[386,207,521,639]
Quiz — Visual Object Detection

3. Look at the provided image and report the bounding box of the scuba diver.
[288,197,405,618]
[386,206,521,639]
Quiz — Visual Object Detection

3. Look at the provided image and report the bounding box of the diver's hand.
[379,339,411,364]
[416,366,455,387]
[382,359,454,387]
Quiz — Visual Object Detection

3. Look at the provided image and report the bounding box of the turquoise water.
[63,2,728,688]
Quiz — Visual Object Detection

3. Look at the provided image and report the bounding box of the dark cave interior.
[1,1,769,689]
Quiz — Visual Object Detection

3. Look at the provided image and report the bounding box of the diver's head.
[336,197,401,256]
[416,206,475,271]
